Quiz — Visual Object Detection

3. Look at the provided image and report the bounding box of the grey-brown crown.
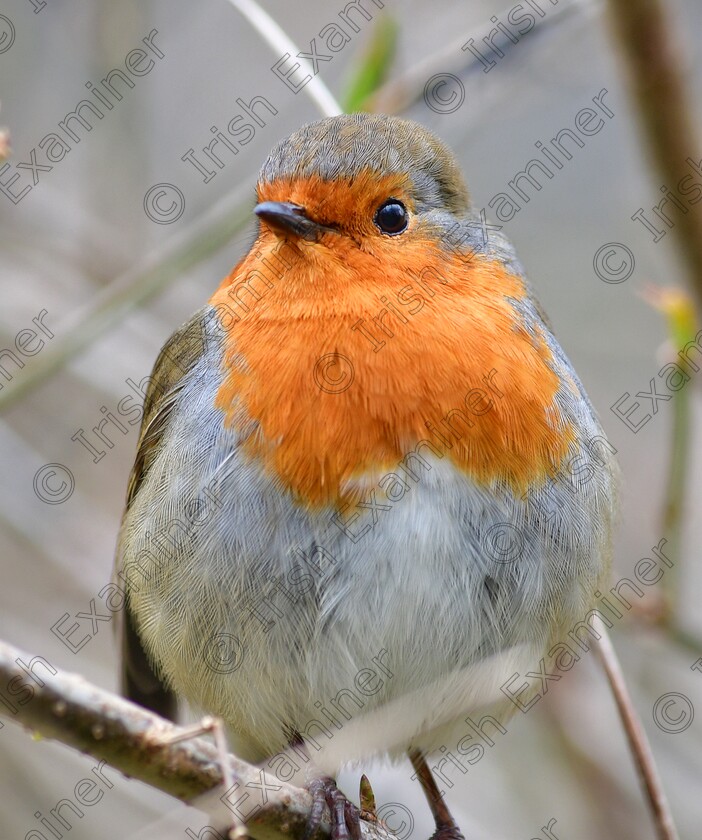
[258,113,471,216]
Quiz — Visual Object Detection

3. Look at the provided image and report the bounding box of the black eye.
[374,199,409,235]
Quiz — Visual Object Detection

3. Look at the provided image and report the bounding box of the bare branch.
[0,639,388,840]
[605,0,702,314]
[593,625,680,840]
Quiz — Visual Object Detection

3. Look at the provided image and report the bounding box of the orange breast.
[209,230,573,508]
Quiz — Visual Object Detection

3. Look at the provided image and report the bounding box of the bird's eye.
[374,199,409,235]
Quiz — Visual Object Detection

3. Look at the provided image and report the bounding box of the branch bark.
[0,639,387,840]
[606,0,702,314]
[593,625,679,840]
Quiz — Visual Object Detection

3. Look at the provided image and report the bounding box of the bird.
[115,112,618,840]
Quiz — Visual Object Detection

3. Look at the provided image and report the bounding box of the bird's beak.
[254,201,328,242]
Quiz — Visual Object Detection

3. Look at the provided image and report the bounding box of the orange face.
[209,171,573,508]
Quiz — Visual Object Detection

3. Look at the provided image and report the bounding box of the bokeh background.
[1,0,702,838]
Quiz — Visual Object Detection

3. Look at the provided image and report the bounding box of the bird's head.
[253,113,471,260]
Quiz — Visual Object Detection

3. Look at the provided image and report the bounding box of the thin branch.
[605,0,702,314]
[593,625,680,840]
[0,639,387,840]
[371,0,589,114]
[0,178,256,413]
[226,0,342,118]
[0,0,343,415]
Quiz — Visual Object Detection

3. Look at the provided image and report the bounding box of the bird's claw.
[305,777,363,840]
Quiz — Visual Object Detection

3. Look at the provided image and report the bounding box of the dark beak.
[254,201,328,242]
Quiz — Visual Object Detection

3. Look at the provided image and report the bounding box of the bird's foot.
[428,823,465,840]
[408,750,466,840]
[305,777,362,840]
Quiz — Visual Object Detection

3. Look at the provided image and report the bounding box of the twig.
[0,0,344,415]
[226,0,341,118]
[0,639,387,840]
[371,0,590,114]
[592,624,680,840]
[0,178,256,413]
[605,0,702,314]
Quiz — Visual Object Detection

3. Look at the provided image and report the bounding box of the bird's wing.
[114,307,211,720]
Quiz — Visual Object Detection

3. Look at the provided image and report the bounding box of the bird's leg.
[409,750,465,840]
[287,731,364,840]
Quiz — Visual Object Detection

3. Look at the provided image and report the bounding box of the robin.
[115,113,617,839]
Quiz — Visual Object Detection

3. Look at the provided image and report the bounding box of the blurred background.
[1,0,701,837]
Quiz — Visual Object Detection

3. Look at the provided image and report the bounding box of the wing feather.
[115,308,210,718]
